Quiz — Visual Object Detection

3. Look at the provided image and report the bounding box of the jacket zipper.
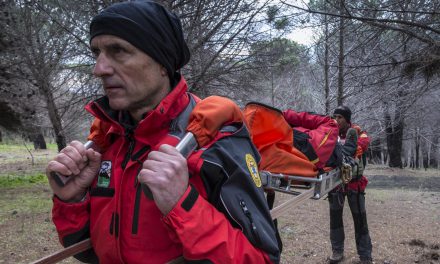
[239,198,261,245]
[121,129,135,170]
[131,145,151,235]
[109,212,120,238]
[109,212,114,235]
[132,184,142,234]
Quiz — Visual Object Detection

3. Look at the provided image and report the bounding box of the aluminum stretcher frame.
[261,168,350,219]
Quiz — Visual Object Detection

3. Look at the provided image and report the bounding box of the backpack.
[352,153,366,180]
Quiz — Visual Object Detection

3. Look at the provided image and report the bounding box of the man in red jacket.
[45,1,280,263]
[328,106,373,264]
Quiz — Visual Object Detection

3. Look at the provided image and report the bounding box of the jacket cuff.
[53,192,90,205]
[162,184,204,230]
[52,193,90,224]
[163,184,199,219]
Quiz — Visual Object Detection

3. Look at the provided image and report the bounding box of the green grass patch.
[0,142,58,151]
[0,173,48,188]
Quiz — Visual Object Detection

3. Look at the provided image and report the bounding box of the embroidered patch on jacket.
[245,154,261,187]
[97,161,112,188]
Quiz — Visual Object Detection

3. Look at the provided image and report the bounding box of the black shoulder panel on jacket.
[200,125,281,264]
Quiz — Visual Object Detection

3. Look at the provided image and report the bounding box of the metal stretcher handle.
[175,132,198,158]
[141,132,198,199]
[50,141,95,187]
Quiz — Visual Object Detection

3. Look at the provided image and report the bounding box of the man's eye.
[111,46,126,55]
[91,49,100,58]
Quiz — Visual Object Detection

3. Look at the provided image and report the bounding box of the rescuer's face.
[333,114,349,130]
[90,35,170,116]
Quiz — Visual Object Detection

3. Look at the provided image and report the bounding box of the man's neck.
[339,126,349,137]
[129,81,173,123]
[130,107,153,123]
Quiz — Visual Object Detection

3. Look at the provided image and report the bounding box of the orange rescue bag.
[243,102,318,178]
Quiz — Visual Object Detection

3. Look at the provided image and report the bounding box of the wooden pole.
[30,239,91,264]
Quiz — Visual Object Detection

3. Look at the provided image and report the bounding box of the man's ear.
[160,66,168,77]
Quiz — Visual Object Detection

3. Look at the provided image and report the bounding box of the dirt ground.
[0,154,439,263]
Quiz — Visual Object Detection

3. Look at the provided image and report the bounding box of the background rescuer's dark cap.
[89,1,190,83]
[333,105,352,123]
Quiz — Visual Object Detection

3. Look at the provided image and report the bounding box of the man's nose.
[93,54,113,77]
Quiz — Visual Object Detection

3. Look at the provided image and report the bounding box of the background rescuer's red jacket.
[52,76,280,264]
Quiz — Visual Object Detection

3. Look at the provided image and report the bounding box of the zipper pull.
[133,154,154,200]
[240,200,257,231]
[122,130,135,170]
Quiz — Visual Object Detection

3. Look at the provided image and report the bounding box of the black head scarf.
[90,1,190,83]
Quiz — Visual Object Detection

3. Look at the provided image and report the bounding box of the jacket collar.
[85,75,190,146]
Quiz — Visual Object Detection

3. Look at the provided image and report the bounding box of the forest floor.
[0,147,439,264]
[277,165,440,264]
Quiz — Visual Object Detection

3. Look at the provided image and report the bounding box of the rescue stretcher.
[177,132,354,221]
[151,130,352,218]
[31,96,354,264]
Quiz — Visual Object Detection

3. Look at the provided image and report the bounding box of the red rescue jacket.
[52,76,280,264]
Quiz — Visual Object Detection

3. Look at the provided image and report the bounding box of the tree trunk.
[429,136,438,168]
[0,129,2,142]
[40,80,66,151]
[369,138,382,164]
[32,132,47,150]
[323,7,330,114]
[415,128,420,169]
[406,147,412,168]
[382,147,388,165]
[422,141,429,171]
[385,104,403,168]
[337,0,345,106]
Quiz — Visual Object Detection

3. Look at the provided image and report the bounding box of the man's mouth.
[104,84,125,95]
[104,85,122,90]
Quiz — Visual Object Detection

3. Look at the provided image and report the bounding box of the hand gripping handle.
[141,132,198,200]
[50,141,95,187]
